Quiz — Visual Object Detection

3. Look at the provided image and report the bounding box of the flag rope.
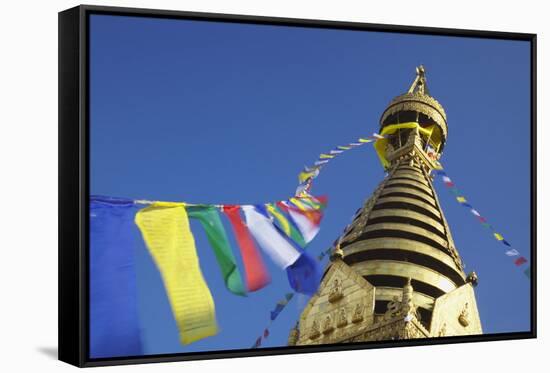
[434,169,530,278]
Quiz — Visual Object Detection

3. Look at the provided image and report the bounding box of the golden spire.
[407,65,430,96]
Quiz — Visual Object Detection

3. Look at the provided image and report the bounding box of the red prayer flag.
[263,328,269,338]
[514,257,527,266]
[223,205,271,292]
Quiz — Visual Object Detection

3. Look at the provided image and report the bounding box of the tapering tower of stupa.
[289,66,482,345]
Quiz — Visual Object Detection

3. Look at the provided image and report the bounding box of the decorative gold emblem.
[438,323,447,337]
[328,278,343,303]
[337,307,348,327]
[322,314,334,334]
[309,320,320,339]
[458,302,470,327]
[352,303,364,323]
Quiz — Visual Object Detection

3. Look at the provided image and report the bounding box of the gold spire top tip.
[407,64,429,96]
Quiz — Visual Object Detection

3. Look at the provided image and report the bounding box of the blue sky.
[89,14,531,356]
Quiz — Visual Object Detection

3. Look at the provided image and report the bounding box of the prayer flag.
[285,292,294,301]
[494,233,504,241]
[514,257,527,266]
[90,196,143,358]
[337,145,351,150]
[502,240,512,247]
[286,252,321,295]
[471,209,481,217]
[358,138,373,143]
[266,203,306,248]
[456,196,466,203]
[135,202,218,345]
[298,168,319,183]
[330,149,344,155]
[252,337,262,348]
[314,160,329,166]
[278,201,322,244]
[263,329,270,338]
[524,266,531,278]
[349,142,362,146]
[442,176,452,183]
[270,303,285,320]
[222,205,270,292]
[295,182,309,197]
[505,249,519,256]
[319,154,335,159]
[242,206,301,269]
[187,206,246,296]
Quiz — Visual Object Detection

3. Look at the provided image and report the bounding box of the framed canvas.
[58,4,536,367]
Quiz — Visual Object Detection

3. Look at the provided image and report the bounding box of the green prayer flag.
[267,203,306,248]
[524,266,531,278]
[187,206,246,296]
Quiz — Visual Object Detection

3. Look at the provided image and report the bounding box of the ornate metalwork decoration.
[458,302,470,327]
[290,66,483,346]
[322,314,334,334]
[352,303,364,323]
[328,278,343,303]
[309,320,320,339]
[337,307,348,328]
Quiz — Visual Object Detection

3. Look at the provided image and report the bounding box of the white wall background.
[0,0,546,371]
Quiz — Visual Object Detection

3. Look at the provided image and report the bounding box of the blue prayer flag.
[90,196,143,358]
[286,252,321,295]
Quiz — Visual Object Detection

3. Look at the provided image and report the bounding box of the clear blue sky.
[89,14,531,356]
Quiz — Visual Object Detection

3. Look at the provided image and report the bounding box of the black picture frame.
[58,4,537,368]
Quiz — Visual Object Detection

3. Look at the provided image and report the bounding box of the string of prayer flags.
[222,205,271,292]
[187,205,247,296]
[295,133,384,196]
[252,337,262,349]
[135,202,218,345]
[251,293,295,348]
[434,170,530,278]
[250,244,331,348]
[89,196,143,358]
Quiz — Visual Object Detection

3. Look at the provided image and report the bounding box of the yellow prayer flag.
[494,233,504,241]
[319,154,335,159]
[135,202,218,345]
[290,197,309,211]
[456,196,466,203]
[358,138,373,143]
[266,204,291,235]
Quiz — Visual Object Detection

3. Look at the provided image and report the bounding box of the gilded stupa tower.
[289,66,482,345]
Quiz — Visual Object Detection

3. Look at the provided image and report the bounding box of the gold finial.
[330,243,344,261]
[407,65,430,96]
[288,322,300,345]
[466,271,479,287]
